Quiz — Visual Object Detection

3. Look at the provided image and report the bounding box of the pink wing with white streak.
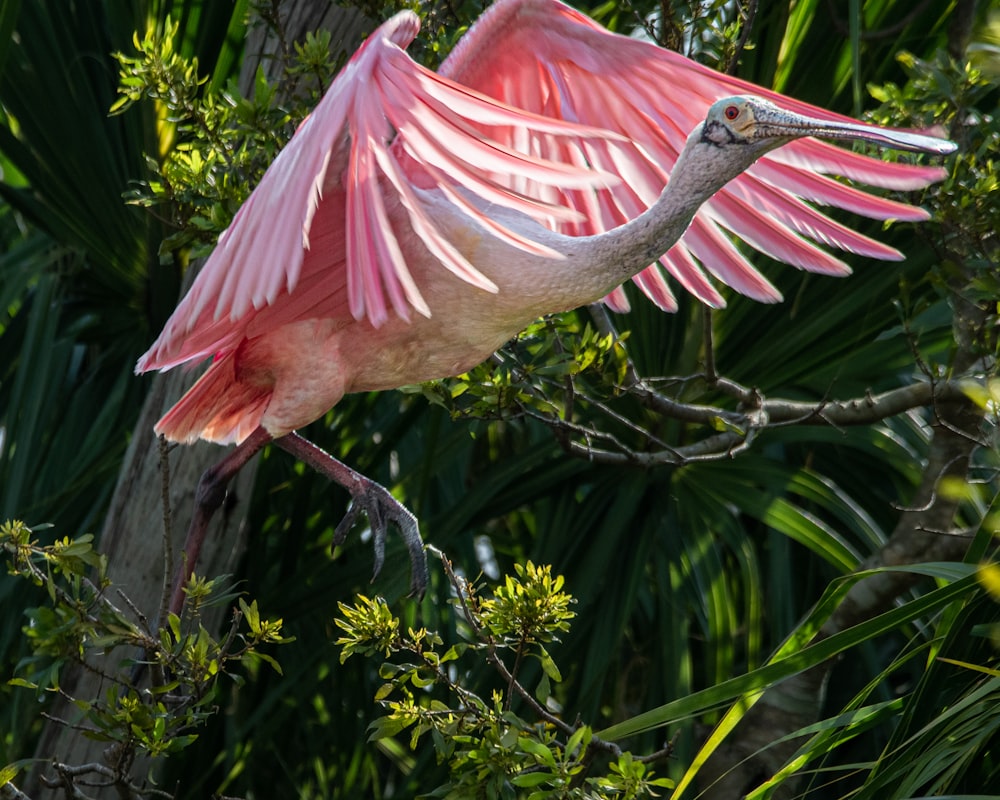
[137,10,619,372]
[439,0,947,312]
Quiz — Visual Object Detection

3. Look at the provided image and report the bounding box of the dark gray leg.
[169,426,272,614]
[170,427,428,616]
[274,431,428,597]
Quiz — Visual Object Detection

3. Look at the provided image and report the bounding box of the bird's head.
[702,95,957,156]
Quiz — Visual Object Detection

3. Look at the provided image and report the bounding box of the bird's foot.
[275,432,428,597]
[333,478,428,597]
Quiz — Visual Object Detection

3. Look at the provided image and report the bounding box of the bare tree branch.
[551,376,972,466]
[1,781,33,800]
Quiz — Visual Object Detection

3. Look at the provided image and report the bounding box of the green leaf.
[253,652,284,676]
[0,762,20,785]
[534,672,551,703]
[517,737,557,769]
[510,771,553,788]
[601,569,978,742]
[534,644,563,682]
[367,714,416,742]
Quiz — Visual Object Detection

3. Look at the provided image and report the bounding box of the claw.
[333,503,362,547]
[338,482,427,597]
[277,432,429,597]
[390,499,428,598]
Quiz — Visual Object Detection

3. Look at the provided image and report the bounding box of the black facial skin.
[701,117,749,147]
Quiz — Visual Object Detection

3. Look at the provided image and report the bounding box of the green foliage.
[331,554,1000,799]
[869,49,1000,341]
[480,561,576,644]
[0,1,156,537]
[0,3,254,761]
[110,16,342,257]
[1,520,292,782]
[846,590,1000,799]
[336,557,673,799]
[591,0,750,67]
[417,318,630,427]
[336,594,402,661]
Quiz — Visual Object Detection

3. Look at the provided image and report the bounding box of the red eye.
[724,105,739,120]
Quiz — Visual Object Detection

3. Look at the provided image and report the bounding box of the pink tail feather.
[155,352,271,445]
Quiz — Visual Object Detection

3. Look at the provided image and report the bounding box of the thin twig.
[433,549,625,758]
[157,435,173,633]
[0,781,33,800]
[725,0,759,75]
[702,305,717,381]
[548,376,971,467]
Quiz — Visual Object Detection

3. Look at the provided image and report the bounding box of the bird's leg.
[274,431,428,597]
[169,426,272,616]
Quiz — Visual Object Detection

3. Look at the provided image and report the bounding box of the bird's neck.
[563,129,764,305]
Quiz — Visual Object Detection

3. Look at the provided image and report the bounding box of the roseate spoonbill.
[137,0,955,609]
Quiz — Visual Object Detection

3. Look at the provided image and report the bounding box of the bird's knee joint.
[194,466,229,512]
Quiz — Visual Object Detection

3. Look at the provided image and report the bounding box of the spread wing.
[137,9,621,372]
[439,0,948,312]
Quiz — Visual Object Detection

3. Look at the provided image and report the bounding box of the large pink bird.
[137,0,955,607]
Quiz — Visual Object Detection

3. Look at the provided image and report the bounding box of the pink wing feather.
[137,9,621,373]
[439,0,947,312]
[139,0,947,378]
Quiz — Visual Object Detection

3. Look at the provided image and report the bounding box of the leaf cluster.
[0,520,292,796]
[868,49,1000,344]
[598,0,750,66]
[335,558,673,799]
[417,316,630,427]
[111,18,341,257]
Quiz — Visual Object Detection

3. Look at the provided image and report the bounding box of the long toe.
[369,485,426,596]
[336,482,427,596]
[394,510,428,598]
[273,434,427,596]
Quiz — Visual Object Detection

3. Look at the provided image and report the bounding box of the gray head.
[701,95,957,156]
